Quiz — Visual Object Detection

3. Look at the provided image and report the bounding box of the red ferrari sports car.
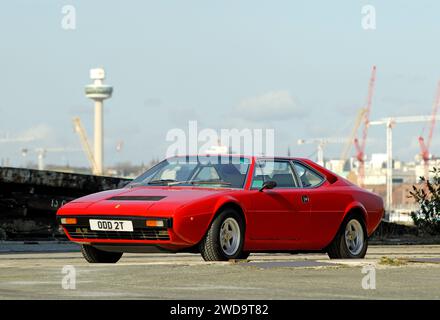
[57,155,384,263]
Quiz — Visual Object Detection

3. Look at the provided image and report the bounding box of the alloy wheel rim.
[344,219,364,256]
[220,217,241,256]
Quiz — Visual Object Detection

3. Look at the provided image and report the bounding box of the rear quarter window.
[292,162,325,188]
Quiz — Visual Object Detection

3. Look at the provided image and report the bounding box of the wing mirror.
[259,180,277,192]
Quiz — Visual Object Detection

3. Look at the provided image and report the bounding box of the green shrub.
[409,167,440,235]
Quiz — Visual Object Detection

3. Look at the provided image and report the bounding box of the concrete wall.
[0,167,130,240]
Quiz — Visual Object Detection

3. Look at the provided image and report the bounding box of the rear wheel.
[81,244,123,263]
[327,215,368,259]
[199,209,246,261]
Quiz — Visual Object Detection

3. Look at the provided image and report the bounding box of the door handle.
[301,195,310,203]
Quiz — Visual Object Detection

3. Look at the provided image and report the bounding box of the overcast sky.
[1,1,440,167]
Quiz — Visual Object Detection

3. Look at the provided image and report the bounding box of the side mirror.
[259,180,277,192]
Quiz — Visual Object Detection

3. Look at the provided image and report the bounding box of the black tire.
[199,209,246,261]
[81,244,123,263]
[327,214,368,259]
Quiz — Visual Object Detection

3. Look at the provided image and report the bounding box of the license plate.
[89,219,133,232]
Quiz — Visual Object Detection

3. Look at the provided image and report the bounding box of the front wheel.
[81,244,123,263]
[199,209,246,261]
[327,215,368,259]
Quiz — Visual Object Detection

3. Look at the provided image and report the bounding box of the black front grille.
[64,226,170,241]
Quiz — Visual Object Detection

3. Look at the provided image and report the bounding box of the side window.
[292,162,324,187]
[251,160,298,189]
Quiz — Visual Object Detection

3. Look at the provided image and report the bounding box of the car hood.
[59,186,234,217]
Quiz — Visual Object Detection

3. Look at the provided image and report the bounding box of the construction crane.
[20,147,80,170]
[354,65,377,187]
[72,117,98,174]
[340,108,367,161]
[297,137,348,166]
[418,81,440,179]
[370,114,440,213]
[34,147,80,170]
[0,134,36,143]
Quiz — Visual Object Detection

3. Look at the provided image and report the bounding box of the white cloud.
[235,90,304,122]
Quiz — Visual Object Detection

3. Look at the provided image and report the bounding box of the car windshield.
[129,156,251,189]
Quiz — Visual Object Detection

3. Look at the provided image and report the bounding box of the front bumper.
[58,215,174,243]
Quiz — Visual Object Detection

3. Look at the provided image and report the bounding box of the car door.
[247,159,311,241]
[291,161,335,247]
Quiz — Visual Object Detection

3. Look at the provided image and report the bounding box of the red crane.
[354,65,377,187]
[418,80,440,179]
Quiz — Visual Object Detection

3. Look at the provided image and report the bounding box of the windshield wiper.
[189,180,232,186]
[147,179,178,185]
[146,179,232,186]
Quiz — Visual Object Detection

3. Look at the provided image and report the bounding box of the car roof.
[167,154,305,161]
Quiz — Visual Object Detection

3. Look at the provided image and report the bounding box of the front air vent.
[65,226,170,241]
[107,196,166,201]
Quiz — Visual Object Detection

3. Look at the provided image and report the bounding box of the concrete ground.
[1,243,440,299]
